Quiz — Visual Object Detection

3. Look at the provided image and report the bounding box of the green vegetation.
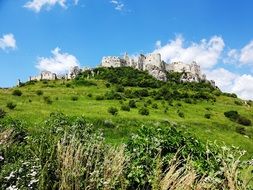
[6,102,17,110]
[12,89,22,96]
[0,67,253,188]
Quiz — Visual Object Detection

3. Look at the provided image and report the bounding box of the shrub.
[138,107,149,115]
[6,102,17,110]
[176,102,182,107]
[237,116,251,126]
[115,85,124,92]
[224,110,239,121]
[146,99,152,105]
[164,106,169,113]
[105,83,111,88]
[87,93,92,98]
[108,107,118,116]
[0,108,6,118]
[12,89,22,96]
[204,113,211,119]
[121,105,130,111]
[234,100,243,106]
[71,96,79,101]
[95,95,104,100]
[151,103,158,109]
[235,126,246,135]
[43,96,53,104]
[129,100,137,108]
[36,90,43,96]
[103,120,116,128]
[66,83,71,88]
[184,98,193,104]
[178,111,184,118]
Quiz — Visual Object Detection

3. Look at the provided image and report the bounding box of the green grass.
[0,79,253,159]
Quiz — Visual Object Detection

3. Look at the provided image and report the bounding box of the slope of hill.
[0,67,253,189]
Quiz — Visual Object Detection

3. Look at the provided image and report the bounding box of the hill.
[0,67,253,189]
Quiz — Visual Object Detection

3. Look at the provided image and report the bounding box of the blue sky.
[1,0,253,99]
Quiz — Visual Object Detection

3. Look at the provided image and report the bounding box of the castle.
[101,53,212,84]
[26,53,215,87]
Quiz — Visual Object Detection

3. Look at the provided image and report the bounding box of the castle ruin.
[101,53,209,84]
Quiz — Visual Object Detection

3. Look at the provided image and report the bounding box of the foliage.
[151,103,158,109]
[224,110,239,121]
[128,100,137,108]
[36,90,43,96]
[224,110,251,126]
[108,107,118,116]
[178,111,184,118]
[121,105,130,112]
[43,96,53,104]
[237,116,251,126]
[92,67,162,88]
[0,108,6,118]
[95,95,105,100]
[12,89,22,96]
[235,126,246,135]
[71,96,78,101]
[138,107,149,115]
[204,113,211,119]
[6,102,17,110]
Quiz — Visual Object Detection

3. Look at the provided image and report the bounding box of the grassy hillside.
[1,67,253,189]
[0,67,253,157]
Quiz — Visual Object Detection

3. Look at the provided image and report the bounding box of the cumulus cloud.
[36,47,80,74]
[154,35,225,70]
[0,33,16,51]
[110,0,124,11]
[206,68,253,100]
[24,0,78,12]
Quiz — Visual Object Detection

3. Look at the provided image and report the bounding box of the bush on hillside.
[235,126,246,135]
[108,107,118,116]
[178,111,184,118]
[6,102,16,110]
[138,107,149,115]
[129,100,137,108]
[237,116,251,126]
[71,96,79,101]
[115,85,124,92]
[151,103,158,109]
[95,95,105,100]
[0,108,6,118]
[234,100,243,106]
[36,90,43,96]
[12,89,22,96]
[43,96,53,104]
[121,105,130,111]
[224,110,239,121]
[204,113,211,119]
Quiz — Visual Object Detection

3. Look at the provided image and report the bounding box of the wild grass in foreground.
[0,113,252,189]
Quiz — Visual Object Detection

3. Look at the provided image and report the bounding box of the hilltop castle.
[26,52,215,87]
[101,53,212,84]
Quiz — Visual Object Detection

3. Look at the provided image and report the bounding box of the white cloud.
[36,47,80,74]
[0,33,16,51]
[206,68,253,100]
[24,0,78,12]
[232,74,253,100]
[154,35,225,70]
[239,41,253,65]
[110,0,124,11]
[205,68,238,92]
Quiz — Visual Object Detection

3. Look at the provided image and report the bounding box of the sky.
[1,0,253,99]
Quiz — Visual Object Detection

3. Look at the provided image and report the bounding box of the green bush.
[87,93,92,97]
[43,96,53,104]
[36,90,43,96]
[95,95,104,100]
[224,110,239,121]
[234,100,243,106]
[138,107,149,115]
[115,85,124,92]
[204,113,211,119]
[121,105,130,111]
[6,102,16,110]
[235,126,246,135]
[12,89,22,96]
[0,108,6,118]
[178,111,184,118]
[105,83,111,88]
[71,96,79,101]
[129,100,137,108]
[237,116,251,126]
[151,103,158,109]
[108,107,118,116]
[66,83,71,88]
